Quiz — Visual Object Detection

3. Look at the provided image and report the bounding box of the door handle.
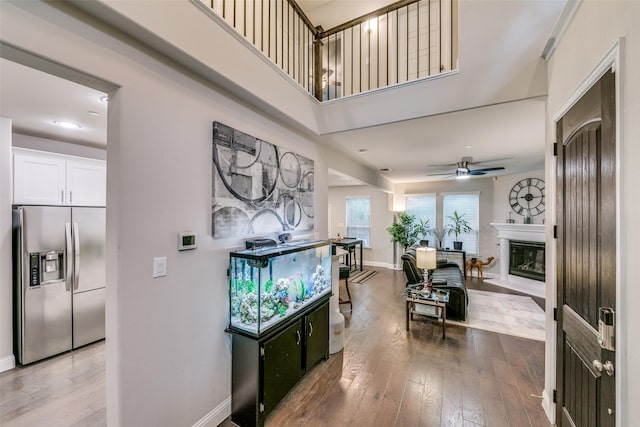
[295,330,301,346]
[593,359,615,376]
[65,222,72,292]
[73,222,80,290]
[308,322,314,337]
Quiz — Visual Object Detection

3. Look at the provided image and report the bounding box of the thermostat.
[178,232,197,251]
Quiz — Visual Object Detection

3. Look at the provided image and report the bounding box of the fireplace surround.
[487,223,547,298]
[509,240,545,281]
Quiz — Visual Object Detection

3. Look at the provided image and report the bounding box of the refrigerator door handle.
[65,222,73,292]
[73,222,80,290]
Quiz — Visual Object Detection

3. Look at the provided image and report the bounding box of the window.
[405,194,436,229]
[346,197,370,246]
[442,193,480,254]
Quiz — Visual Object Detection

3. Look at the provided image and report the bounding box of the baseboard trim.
[0,354,16,372]
[363,261,395,270]
[192,396,231,427]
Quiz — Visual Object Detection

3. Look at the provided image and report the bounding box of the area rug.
[448,289,545,341]
[348,269,378,283]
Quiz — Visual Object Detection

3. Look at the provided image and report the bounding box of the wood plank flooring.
[0,341,106,427]
[0,268,550,427]
[250,268,550,427]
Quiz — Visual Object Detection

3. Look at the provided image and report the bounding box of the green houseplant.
[387,212,419,251]
[444,211,473,250]
[432,227,447,249]
[415,218,432,246]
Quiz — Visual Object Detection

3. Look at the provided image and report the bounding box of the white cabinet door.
[13,150,66,205]
[66,159,106,206]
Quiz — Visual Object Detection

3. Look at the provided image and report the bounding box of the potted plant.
[432,227,447,249]
[386,212,419,251]
[415,218,432,246]
[444,211,473,250]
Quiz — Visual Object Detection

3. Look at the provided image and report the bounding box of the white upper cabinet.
[13,148,106,206]
[13,150,67,205]
[66,159,106,206]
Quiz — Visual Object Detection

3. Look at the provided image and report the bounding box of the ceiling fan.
[322,68,341,88]
[426,156,506,179]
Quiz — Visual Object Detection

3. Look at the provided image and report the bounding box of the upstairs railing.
[205,0,318,92]
[202,0,457,101]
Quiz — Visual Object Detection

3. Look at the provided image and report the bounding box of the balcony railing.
[202,0,457,101]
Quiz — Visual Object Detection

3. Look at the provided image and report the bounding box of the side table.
[405,286,450,339]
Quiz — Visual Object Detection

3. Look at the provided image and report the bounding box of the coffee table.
[404,285,450,339]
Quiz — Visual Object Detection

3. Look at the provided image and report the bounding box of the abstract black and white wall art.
[211,122,314,239]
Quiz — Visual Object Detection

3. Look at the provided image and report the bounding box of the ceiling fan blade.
[469,166,505,175]
[470,157,513,165]
[426,172,455,176]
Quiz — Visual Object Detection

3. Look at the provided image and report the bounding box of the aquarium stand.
[229,297,330,427]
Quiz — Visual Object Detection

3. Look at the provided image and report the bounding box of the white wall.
[492,170,545,225]
[0,2,330,426]
[487,170,545,277]
[0,117,14,372]
[12,133,106,160]
[328,185,394,268]
[546,1,640,425]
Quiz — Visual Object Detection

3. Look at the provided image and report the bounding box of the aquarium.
[229,240,332,336]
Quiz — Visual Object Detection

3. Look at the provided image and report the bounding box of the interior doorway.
[0,51,113,425]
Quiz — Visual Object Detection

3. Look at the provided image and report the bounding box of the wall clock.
[509,178,545,216]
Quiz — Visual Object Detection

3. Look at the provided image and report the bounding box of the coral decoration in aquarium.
[229,241,332,335]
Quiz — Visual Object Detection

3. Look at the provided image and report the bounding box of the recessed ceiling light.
[100,96,109,103]
[465,145,472,149]
[87,111,100,117]
[53,121,81,129]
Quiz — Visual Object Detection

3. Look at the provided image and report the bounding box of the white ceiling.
[323,98,547,184]
[297,0,399,29]
[0,58,107,148]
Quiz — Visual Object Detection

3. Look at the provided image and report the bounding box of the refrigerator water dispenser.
[29,251,65,286]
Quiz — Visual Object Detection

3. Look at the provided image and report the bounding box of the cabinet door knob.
[308,322,313,337]
[295,330,301,346]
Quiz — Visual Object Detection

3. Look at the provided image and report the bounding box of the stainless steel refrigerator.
[13,205,106,365]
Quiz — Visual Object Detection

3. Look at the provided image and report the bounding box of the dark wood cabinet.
[304,301,329,370]
[262,319,305,416]
[230,298,329,427]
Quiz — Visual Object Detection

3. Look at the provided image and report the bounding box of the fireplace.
[509,240,545,282]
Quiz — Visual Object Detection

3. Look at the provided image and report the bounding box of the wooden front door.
[556,69,616,427]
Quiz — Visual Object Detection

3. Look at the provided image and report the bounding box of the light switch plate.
[153,256,167,278]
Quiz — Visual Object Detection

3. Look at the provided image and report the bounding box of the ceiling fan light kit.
[427,156,506,180]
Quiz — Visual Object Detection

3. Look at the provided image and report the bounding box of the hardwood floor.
[0,341,106,427]
[0,269,549,427]
[253,268,550,427]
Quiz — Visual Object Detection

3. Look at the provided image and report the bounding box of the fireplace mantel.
[486,223,548,298]
[490,223,545,243]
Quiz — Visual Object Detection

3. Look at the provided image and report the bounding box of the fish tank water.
[229,240,332,336]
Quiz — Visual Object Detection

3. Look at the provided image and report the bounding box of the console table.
[329,238,363,272]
